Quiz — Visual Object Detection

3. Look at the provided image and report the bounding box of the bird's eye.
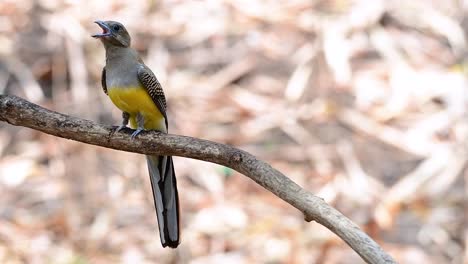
[112,25,121,31]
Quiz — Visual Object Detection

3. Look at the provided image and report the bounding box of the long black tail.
[146,155,180,248]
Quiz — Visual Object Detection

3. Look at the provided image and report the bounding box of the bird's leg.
[131,112,145,139]
[115,112,130,132]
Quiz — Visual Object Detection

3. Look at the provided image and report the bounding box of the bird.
[92,20,180,248]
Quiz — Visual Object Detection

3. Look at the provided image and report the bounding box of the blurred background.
[1,0,468,263]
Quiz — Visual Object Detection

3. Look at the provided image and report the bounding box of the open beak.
[92,21,112,38]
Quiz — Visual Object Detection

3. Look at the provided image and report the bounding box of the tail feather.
[146,155,180,248]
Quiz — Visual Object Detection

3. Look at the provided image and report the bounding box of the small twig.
[0,95,396,264]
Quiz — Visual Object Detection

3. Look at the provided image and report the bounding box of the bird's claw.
[131,128,144,139]
[110,125,127,136]
[115,125,127,133]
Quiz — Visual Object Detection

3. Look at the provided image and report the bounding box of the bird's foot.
[131,128,144,139]
[110,125,127,136]
[115,124,127,133]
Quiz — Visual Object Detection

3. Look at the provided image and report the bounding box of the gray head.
[92,20,131,48]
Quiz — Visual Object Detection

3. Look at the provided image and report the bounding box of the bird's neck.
[104,45,139,66]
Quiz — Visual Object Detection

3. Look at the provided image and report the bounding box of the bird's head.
[92,20,131,48]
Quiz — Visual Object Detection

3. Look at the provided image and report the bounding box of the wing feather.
[137,65,168,128]
[101,67,108,95]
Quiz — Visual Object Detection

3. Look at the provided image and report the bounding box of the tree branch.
[0,95,395,264]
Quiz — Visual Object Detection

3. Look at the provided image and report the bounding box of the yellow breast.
[108,86,165,130]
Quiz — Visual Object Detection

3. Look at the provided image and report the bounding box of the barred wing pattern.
[137,65,168,128]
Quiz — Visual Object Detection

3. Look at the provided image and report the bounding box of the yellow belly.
[107,86,166,130]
